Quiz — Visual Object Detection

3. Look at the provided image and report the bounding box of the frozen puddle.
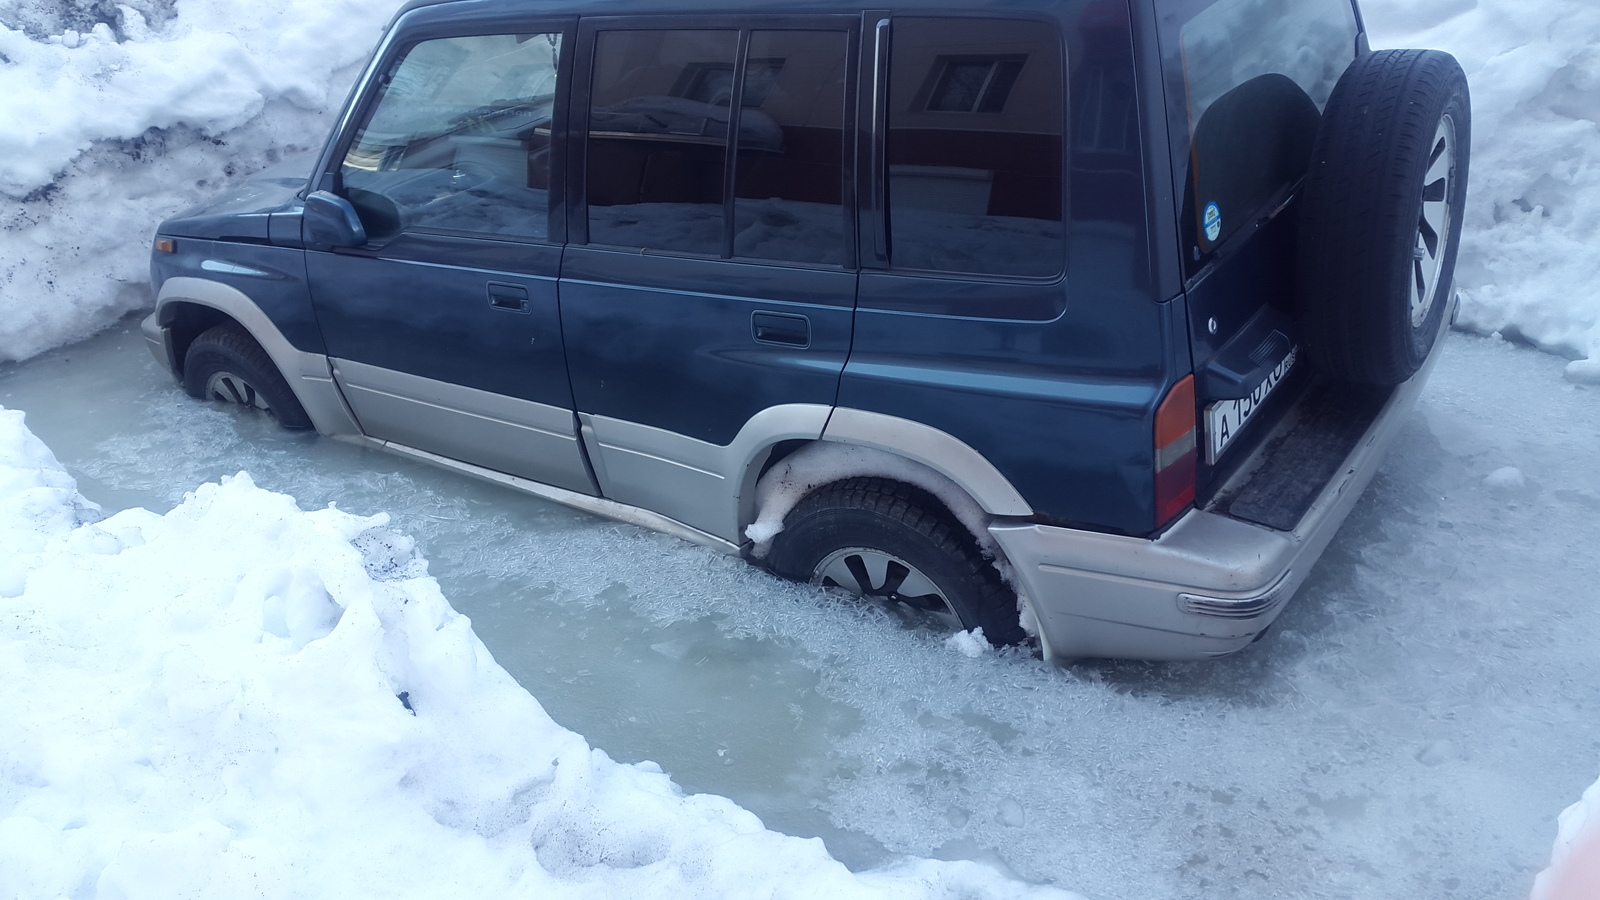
[3,321,1598,899]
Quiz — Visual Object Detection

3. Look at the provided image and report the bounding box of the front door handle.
[487,282,530,313]
[752,312,810,347]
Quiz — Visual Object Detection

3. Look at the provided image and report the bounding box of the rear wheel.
[765,478,1026,646]
[1296,49,1471,385]
[182,322,313,430]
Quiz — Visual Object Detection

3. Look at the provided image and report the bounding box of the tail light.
[1154,375,1197,528]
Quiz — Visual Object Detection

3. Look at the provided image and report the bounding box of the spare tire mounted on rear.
[1296,49,1471,386]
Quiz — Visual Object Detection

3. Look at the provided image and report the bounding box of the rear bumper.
[993,309,1450,662]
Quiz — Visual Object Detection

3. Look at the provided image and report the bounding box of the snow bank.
[0,0,399,360]
[0,406,1075,899]
[4,0,1599,376]
[1365,0,1600,382]
[1531,770,1600,900]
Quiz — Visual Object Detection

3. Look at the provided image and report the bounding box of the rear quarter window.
[1167,0,1359,269]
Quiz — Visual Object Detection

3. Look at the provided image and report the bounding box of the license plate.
[1204,348,1297,464]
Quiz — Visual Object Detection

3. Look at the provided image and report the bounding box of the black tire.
[182,322,314,430]
[1296,49,1471,385]
[765,477,1027,646]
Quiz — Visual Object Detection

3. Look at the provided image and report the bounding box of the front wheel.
[764,478,1026,646]
[182,322,313,429]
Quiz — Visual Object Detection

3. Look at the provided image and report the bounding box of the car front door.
[305,20,597,495]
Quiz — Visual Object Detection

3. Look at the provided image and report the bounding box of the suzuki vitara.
[143,0,1470,660]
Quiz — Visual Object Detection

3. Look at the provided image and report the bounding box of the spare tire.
[1296,50,1471,385]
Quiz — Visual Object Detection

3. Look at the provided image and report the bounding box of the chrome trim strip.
[155,276,363,437]
[375,438,740,556]
[1178,572,1292,619]
[200,260,271,277]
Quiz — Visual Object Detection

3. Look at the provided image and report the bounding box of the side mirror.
[303,190,368,248]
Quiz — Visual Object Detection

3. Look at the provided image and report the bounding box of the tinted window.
[341,33,562,241]
[586,29,849,266]
[733,31,849,265]
[887,18,1064,278]
[586,30,738,256]
[1179,0,1358,255]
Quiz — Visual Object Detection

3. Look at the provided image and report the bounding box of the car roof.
[392,0,1088,24]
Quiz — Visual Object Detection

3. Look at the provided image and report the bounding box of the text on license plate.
[1204,348,1297,464]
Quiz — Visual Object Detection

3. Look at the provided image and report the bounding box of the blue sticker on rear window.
[1204,202,1223,243]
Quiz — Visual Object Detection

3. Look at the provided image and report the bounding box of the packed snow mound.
[0,0,401,360]
[4,0,1600,379]
[0,407,1076,899]
[1365,0,1600,382]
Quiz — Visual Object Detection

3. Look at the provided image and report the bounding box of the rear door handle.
[752,312,810,347]
[487,282,530,313]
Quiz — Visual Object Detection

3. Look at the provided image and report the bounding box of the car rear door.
[557,17,859,539]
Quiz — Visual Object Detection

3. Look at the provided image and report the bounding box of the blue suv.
[144,0,1470,660]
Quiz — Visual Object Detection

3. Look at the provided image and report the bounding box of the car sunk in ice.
[143,0,1470,661]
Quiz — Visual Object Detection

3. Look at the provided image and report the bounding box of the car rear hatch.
[1153,0,1372,527]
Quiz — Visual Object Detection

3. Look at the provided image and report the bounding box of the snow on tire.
[1296,49,1472,386]
[764,477,1027,646]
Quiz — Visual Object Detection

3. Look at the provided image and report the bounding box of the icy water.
[4,320,1598,900]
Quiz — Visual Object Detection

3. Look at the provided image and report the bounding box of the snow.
[1533,771,1600,900]
[944,628,991,659]
[2,0,1599,896]
[0,403,1074,899]
[1483,465,1526,489]
[4,318,1594,900]
[744,440,1042,639]
[5,0,1596,374]
[0,0,399,361]
[1364,0,1600,382]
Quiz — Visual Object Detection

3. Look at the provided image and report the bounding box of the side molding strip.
[376,438,741,556]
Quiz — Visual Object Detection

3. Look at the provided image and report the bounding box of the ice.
[3,0,1600,895]
[5,320,1599,899]
[0,399,1077,900]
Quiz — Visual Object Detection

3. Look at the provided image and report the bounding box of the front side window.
[887,18,1065,278]
[1177,0,1359,257]
[340,32,563,241]
[585,27,849,265]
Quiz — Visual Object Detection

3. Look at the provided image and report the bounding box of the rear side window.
[887,17,1064,279]
[340,33,563,241]
[1176,0,1358,259]
[585,27,850,265]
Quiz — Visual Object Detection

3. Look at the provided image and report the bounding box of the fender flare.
[155,277,361,436]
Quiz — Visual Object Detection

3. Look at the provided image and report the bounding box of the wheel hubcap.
[1412,115,1456,329]
[812,547,957,620]
[205,371,271,412]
